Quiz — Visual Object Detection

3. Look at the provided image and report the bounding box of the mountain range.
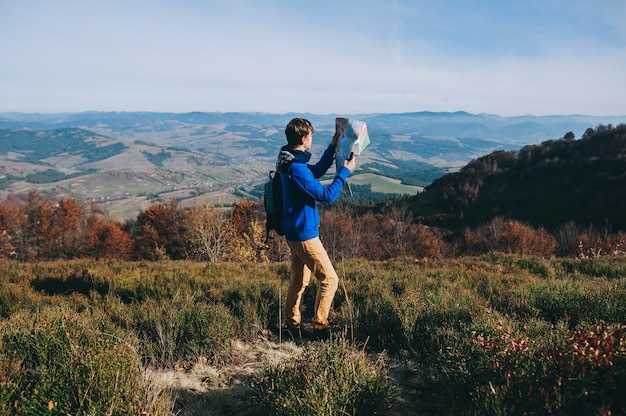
[1,111,624,220]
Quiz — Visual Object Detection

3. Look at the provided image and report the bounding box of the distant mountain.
[2,110,623,144]
[3,110,622,173]
[364,111,625,145]
[408,123,626,232]
[0,111,624,219]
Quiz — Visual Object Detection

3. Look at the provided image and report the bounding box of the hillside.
[0,128,251,219]
[408,123,626,232]
[1,111,624,219]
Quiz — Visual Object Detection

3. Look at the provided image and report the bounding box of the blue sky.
[1,0,625,116]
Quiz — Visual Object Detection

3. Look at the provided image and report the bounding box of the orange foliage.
[0,202,20,258]
[320,208,452,261]
[21,190,59,260]
[85,215,133,260]
[133,199,189,260]
[53,197,86,259]
[462,218,558,257]
[408,224,452,259]
[0,191,623,262]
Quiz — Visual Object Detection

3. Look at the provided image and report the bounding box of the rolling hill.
[407,123,626,232]
[1,111,624,220]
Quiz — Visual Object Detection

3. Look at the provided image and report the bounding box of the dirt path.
[146,338,301,415]
[146,334,449,415]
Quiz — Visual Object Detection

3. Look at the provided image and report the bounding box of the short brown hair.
[285,118,314,147]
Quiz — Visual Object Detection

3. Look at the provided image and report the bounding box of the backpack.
[264,167,288,241]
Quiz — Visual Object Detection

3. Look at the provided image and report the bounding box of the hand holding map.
[334,117,370,174]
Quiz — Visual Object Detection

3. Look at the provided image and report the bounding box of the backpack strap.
[264,170,276,244]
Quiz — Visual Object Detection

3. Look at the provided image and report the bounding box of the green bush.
[0,306,142,415]
[107,295,239,367]
[351,277,408,353]
[253,340,394,416]
[556,257,626,279]
[219,279,280,335]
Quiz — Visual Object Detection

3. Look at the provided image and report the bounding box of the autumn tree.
[51,197,86,258]
[407,224,452,259]
[85,215,133,260]
[225,199,267,262]
[0,200,21,258]
[335,205,452,261]
[133,199,189,260]
[18,190,58,260]
[185,201,232,262]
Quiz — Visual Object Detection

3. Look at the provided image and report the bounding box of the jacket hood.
[276,145,311,172]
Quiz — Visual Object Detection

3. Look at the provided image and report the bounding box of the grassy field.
[1,255,625,415]
[348,173,423,195]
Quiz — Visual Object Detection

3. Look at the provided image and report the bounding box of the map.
[334,117,370,174]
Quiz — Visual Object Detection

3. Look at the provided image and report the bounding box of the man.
[276,117,355,339]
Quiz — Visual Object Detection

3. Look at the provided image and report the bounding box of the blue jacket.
[277,144,350,242]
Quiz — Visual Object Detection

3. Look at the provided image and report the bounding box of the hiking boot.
[311,323,331,340]
[281,323,331,341]
[282,323,314,340]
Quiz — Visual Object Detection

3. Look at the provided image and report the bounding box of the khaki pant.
[285,237,338,327]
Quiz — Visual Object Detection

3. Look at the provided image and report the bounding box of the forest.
[410,123,626,232]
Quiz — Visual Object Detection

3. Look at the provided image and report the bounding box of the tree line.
[416,123,626,231]
[0,189,623,262]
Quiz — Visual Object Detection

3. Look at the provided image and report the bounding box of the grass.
[253,339,395,416]
[0,306,143,415]
[0,255,625,415]
[348,173,423,195]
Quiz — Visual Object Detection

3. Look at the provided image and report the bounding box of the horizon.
[1,1,625,117]
[2,109,626,119]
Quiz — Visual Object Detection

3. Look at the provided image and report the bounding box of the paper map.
[334,117,370,174]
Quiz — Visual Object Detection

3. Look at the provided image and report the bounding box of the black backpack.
[264,164,290,241]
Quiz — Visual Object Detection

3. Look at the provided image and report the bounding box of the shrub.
[556,257,626,279]
[454,320,626,415]
[108,296,238,368]
[220,279,280,336]
[351,277,408,353]
[253,340,394,416]
[462,218,558,257]
[0,306,143,415]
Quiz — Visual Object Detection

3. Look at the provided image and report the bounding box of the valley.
[1,111,623,220]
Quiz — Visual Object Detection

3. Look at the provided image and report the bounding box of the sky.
[1,0,625,116]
